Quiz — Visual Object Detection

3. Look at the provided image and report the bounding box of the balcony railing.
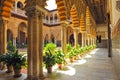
[12,7,27,17]
[43,20,60,25]
[12,7,60,25]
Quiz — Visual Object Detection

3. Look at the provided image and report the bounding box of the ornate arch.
[70,5,79,27]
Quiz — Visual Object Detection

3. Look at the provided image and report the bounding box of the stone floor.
[0,48,118,80]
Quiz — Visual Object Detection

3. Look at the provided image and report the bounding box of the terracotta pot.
[69,57,74,62]
[6,65,13,73]
[58,64,63,69]
[13,68,22,78]
[47,67,52,73]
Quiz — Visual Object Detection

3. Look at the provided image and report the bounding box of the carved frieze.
[116,0,120,11]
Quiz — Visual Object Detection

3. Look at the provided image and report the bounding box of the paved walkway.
[0,48,118,80]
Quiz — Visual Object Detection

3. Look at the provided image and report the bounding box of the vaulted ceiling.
[85,0,107,24]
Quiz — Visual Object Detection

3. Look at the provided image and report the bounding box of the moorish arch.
[7,29,13,43]
[67,26,74,44]
[17,22,27,47]
[78,32,82,46]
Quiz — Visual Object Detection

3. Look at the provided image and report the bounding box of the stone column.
[25,6,44,80]
[84,33,87,46]
[87,34,90,46]
[48,15,50,24]
[82,32,85,47]
[91,36,93,45]
[73,28,79,49]
[53,14,55,23]
[15,0,18,12]
[0,19,8,54]
[61,22,68,54]
[13,37,16,47]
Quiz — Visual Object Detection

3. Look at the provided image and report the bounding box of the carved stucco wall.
[110,0,120,79]
[110,0,120,28]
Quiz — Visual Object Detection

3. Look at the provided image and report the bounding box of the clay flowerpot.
[13,67,22,78]
[58,64,63,69]
[69,57,74,62]
[6,65,13,73]
[47,67,52,73]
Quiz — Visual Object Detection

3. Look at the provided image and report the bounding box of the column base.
[25,75,45,80]
[39,75,45,80]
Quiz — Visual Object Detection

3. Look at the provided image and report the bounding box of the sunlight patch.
[57,66,76,76]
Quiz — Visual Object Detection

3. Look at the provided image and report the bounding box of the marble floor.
[0,48,118,80]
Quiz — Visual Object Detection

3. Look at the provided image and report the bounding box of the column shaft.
[0,20,7,53]
[32,16,40,79]
[74,29,78,49]
[61,24,67,54]
[27,17,33,79]
[82,33,85,47]
[88,35,90,46]
[13,38,16,47]
[26,11,44,80]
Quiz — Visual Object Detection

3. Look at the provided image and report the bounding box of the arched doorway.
[51,34,55,43]
[69,34,74,46]
[7,29,13,43]
[44,34,49,46]
[17,22,27,48]
[78,33,82,46]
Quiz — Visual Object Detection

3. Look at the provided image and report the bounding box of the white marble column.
[53,14,55,23]
[13,37,16,47]
[87,35,90,46]
[73,28,79,49]
[48,15,50,24]
[82,32,86,47]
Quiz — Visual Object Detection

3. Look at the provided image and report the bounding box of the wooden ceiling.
[85,0,107,24]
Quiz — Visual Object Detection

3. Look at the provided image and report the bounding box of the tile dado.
[112,19,120,80]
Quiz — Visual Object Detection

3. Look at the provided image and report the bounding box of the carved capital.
[25,0,47,8]
[116,1,120,11]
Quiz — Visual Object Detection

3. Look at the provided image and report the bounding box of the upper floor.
[11,0,60,26]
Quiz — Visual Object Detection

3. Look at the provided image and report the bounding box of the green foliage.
[0,53,13,66]
[7,41,16,53]
[56,50,64,64]
[66,44,72,53]
[44,43,56,54]
[43,49,56,68]
[11,50,26,70]
[73,48,79,56]
[69,50,74,58]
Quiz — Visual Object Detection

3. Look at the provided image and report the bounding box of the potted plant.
[7,40,16,53]
[66,44,72,53]
[69,50,74,62]
[43,50,56,73]
[0,53,14,73]
[56,50,64,69]
[11,50,26,77]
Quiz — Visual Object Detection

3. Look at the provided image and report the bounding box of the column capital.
[60,20,70,27]
[0,18,9,24]
[73,28,79,33]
